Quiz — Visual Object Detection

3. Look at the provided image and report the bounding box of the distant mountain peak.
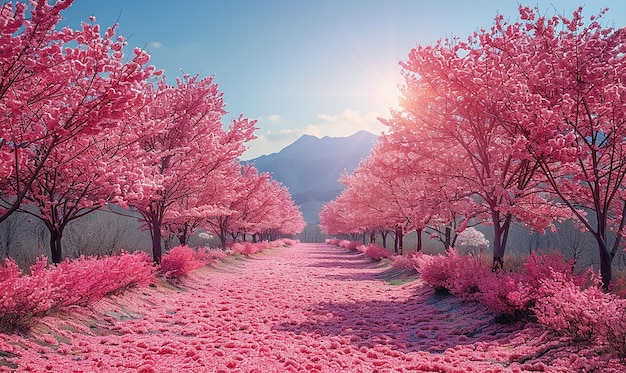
[247,131,378,223]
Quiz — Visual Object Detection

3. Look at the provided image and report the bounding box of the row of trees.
[321,5,626,289]
[1,0,304,263]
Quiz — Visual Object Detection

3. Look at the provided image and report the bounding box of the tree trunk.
[151,221,162,264]
[444,226,452,248]
[369,231,375,244]
[394,226,403,255]
[416,228,423,252]
[176,222,190,246]
[50,228,63,264]
[219,232,227,249]
[381,230,388,248]
[599,245,612,291]
[491,213,512,271]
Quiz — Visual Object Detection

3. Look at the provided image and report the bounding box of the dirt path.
[1,243,617,372]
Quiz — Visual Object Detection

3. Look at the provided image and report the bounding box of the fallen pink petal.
[1,243,623,372]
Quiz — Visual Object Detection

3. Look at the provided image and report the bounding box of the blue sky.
[58,1,626,160]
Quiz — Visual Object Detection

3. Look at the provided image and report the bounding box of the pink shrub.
[337,240,361,250]
[194,247,228,264]
[392,252,419,270]
[255,240,272,251]
[325,238,340,246]
[601,299,626,360]
[0,258,54,332]
[281,238,299,246]
[57,251,155,306]
[0,251,155,332]
[232,241,261,255]
[161,246,211,279]
[363,244,391,261]
[523,250,583,289]
[533,270,608,342]
[477,271,533,317]
[356,244,367,253]
[415,248,486,295]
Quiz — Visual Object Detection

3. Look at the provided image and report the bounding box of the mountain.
[246,130,378,223]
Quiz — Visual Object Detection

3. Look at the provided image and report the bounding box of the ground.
[0,243,621,372]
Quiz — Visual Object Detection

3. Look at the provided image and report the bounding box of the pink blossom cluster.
[163,240,299,278]
[325,239,362,251]
[0,252,155,332]
[2,243,624,371]
[326,239,392,261]
[403,248,626,358]
[160,246,227,279]
[230,239,298,256]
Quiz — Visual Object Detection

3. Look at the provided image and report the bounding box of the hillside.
[246,130,378,223]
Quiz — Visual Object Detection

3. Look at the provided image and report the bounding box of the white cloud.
[267,114,282,122]
[312,109,387,138]
[317,114,338,122]
[148,42,163,49]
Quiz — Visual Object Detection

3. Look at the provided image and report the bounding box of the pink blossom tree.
[383,10,566,268]
[481,6,626,288]
[1,3,156,262]
[206,165,304,247]
[0,1,154,226]
[128,75,256,263]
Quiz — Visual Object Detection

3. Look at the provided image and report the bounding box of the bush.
[533,270,608,342]
[363,244,391,261]
[232,241,261,255]
[391,252,419,270]
[194,247,228,264]
[602,300,626,361]
[160,245,227,279]
[336,240,361,250]
[282,238,299,246]
[0,251,155,333]
[476,271,533,317]
[415,248,475,293]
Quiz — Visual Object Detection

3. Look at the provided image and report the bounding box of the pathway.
[2,243,614,372]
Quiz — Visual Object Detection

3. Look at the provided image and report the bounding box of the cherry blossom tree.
[1,2,157,262]
[383,10,569,268]
[128,75,256,263]
[1,0,71,206]
[206,165,304,247]
[20,117,152,263]
[482,6,626,288]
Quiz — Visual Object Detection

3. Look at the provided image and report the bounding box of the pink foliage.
[281,238,300,246]
[413,248,486,294]
[2,243,625,371]
[533,270,608,342]
[0,252,155,332]
[412,247,626,352]
[194,247,228,263]
[391,252,419,270]
[160,245,226,279]
[523,250,583,289]
[230,240,290,256]
[476,271,533,317]
[363,244,391,261]
[338,240,362,250]
[231,241,261,255]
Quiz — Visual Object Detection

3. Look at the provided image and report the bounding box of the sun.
[371,71,403,112]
